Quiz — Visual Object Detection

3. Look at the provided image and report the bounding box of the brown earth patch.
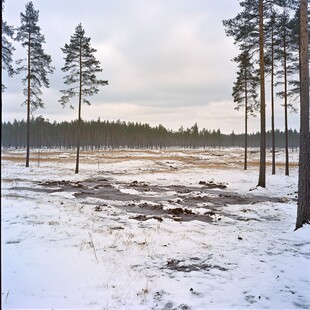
[8,176,293,224]
[1,149,298,170]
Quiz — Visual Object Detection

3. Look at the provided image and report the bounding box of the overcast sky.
[2,0,300,134]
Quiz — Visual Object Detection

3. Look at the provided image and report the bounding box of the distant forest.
[1,117,299,149]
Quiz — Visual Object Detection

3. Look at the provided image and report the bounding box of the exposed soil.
[165,258,228,272]
[1,148,299,170]
[10,177,292,223]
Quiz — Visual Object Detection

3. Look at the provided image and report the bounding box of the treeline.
[1,117,299,150]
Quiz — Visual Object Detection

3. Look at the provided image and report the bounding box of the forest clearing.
[2,0,309,308]
[2,148,309,309]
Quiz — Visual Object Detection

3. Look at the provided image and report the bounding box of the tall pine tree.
[16,1,54,167]
[265,9,277,175]
[223,0,267,186]
[274,6,298,176]
[59,23,108,174]
[257,0,266,187]
[232,50,259,170]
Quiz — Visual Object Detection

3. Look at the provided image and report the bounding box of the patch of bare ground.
[1,149,298,170]
[1,178,26,183]
[1,156,75,163]
[1,156,28,162]
[9,177,292,224]
[165,258,228,272]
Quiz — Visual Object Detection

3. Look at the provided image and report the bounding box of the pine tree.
[274,6,298,176]
[224,1,302,185]
[223,0,267,186]
[257,0,266,187]
[232,50,259,170]
[15,1,54,167]
[222,0,260,54]
[296,0,310,230]
[1,0,15,92]
[288,2,310,98]
[265,9,277,175]
[59,23,108,174]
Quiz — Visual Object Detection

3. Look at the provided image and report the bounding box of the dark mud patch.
[127,201,213,222]
[165,258,228,273]
[199,180,227,189]
[129,214,164,222]
[9,177,291,223]
[10,186,58,194]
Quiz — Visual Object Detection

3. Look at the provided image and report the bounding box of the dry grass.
[1,149,298,170]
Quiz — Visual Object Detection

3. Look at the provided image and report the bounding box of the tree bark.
[75,43,82,174]
[258,0,266,187]
[244,68,248,171]
[283,28,289,176]
[271,19,276,175]
[296,0,310,230]
[26,33,31,168]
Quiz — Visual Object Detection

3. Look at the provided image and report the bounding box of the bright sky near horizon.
[2,0,300,134]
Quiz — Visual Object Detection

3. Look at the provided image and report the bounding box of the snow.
[1,148,309,309]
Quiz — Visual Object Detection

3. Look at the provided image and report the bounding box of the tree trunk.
[26,35,31,168]
[296,0,310,230]
[258,0,266,187]
[244,68,248,171]
[283,29,289,176]
[75,114,81,174]
[75,45,82,174]
[271,20,276,175]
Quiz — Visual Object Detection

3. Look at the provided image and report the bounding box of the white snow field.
[1,148,309,309]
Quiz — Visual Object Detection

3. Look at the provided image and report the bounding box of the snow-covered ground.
[1,148,309,309]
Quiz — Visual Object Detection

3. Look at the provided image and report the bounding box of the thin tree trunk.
[271,20,276,175]
[75,45,82,174]
[26,35,31,168]
[75,116,81,174]
[244,69,248,171]
[296,0,310,230]
[258,0,266,187]
[283,29,289,176]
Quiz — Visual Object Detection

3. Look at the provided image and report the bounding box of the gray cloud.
[2,0,299,133]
